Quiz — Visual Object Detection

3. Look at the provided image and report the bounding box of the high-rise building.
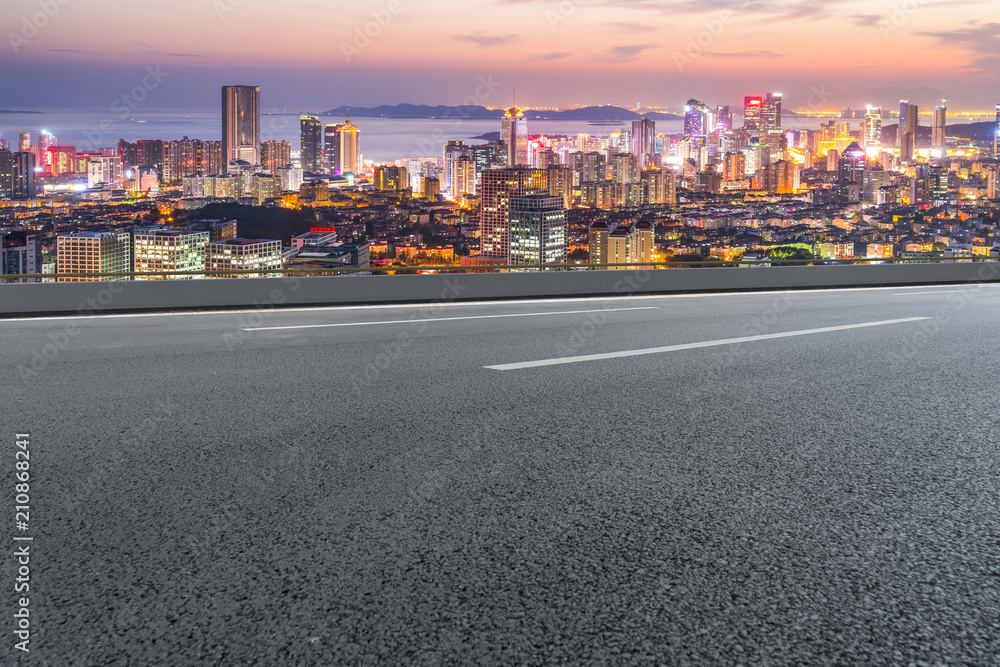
[715,106,733,132]
[132,226,210,280]
[260,140,291,175]
[222,85,261,171]
[452,154,476,198]
[323,124,342,175]
[932,102,947,151]
[0,150,12,199]
[338,118,361,176]
[864,106,883,147]
[724,152,746,181]
[641,167,676,205]
[898,100,918,161]
[684,99,711,139]
[300,116,322,174]
[631,118,656,165]
[1,230,41,283]
[589,221,653,269]
[205,239,282,278]
[443,140,468,192]
[11,152,36,199]
[57,232,131,282]
[995,102,1000,156]
[762,93,782,134]
[18,134,30,153]
[136,139,165,179]
[501,104,529,166]
[374,165,409,191]
[507,195,567,269]
[479,168,548,259]
[744,96,764,133]
[838,142,866,186]
[547,165,573,208]
[87,156,123,189]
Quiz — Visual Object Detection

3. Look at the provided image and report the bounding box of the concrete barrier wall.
[2,263,999,317]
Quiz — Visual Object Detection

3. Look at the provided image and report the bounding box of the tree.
[568,248,589,262]
[767,246,814,261]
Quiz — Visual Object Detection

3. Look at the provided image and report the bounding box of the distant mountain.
[318,104,683,122]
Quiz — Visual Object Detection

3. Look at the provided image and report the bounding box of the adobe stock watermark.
[79,65,170,152]
[878,0,930,40]
[546,0,579,31]
[8,0,72,54]
[673,10,736,73]
[341,0,404,63]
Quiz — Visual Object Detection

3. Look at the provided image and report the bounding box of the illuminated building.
[501,103,529,166]
[641,167,676,205]
[374,165,409,191]
[766,160,797,194]
[453,155,476,198]
[1,230,41,283]
[724,152,746,180]
[589,221,653,269]
[479,168,548,259]
[862,170,893,204]
[684,99,711,139]
[573,152,605,185]
[0,151,11,199]
[507,195,567,268]
[547,165,573,207]
[186,219,237,242]
[205,238,282,278]
[276,165,304,192]
[422,177,440,200]
[443,140,468,192]
[132,226,210,280]
[300,115,323,173]
[898,100,918,162]
[716,105,733,132]
[995,102,1000,156]
[932,102,947,151]
[87,156,123,189]
[37,130,56,155]
[18,134,30,153]
[11,152,36,199]
[631,118,656,165]
[324,124,342,176]
[46,145,76,176]
[838,142,866,187]
[222,85,261,171]
[744,96,764,133]
[864,106,882,147]
[338,118,361,176]
[612,153,639,184]
[56,232,131,282]
[136,140,165,179]
[762,93,782,134]
[987,167,999,200]
[261,140,291,175]
[137,166,159,192]
[252,174,281,204]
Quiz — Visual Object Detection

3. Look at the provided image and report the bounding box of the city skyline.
[2,0,999,111]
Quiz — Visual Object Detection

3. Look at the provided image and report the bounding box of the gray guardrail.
[1,262,999,317]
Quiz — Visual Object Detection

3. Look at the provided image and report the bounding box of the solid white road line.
[893,291,967,296]
[484,317,931,371]
[241,307,660,331]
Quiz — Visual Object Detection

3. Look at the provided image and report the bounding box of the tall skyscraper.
[11,152,36,199]
[338,118,360,176]
[322,124,341,175]
[300,115,322,173]
[744,96,764,133]
[762,93,782,133]
[715,106,733,132]
[18,134,30,153]
[864,106,883,147]
[898,100,918,162]
[507,195,567,269]
[0,150,12,199]
[501,104,529,166]
[994,102,999,156]
[479,168,548,259]
[221,85,261,171]
[932,102,947,151]
[452,154,476,198]
[684,100,711,139]
[631,118,656,166]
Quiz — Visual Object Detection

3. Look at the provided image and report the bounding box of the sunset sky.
[2,0,998,111]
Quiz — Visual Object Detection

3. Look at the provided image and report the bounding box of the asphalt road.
[3,285,1000,665]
